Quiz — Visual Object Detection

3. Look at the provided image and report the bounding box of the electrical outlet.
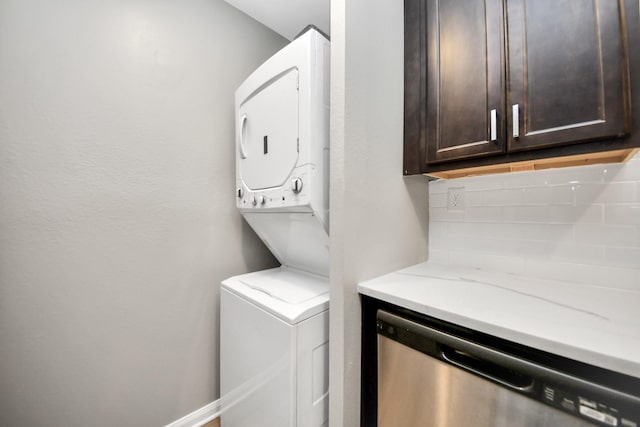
[447,187,466,212]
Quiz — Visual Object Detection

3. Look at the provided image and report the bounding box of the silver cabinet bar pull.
[490,109,497,142]
[512,104,520,139]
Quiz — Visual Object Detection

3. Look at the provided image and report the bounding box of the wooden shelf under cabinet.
[426,148,639,180]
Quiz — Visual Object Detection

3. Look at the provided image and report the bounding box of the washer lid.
[237,68,299,191]
[222,267,329,324]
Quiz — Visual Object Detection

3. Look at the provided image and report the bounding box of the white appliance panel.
[243,212,329,277]
[238,69,299,191]
[220,288,294,427]
[296,313,330,427]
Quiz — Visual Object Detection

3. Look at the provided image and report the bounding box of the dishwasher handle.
[441,344,535,393]
[377,310,535,395]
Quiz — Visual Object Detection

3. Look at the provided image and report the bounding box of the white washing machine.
[220,267,329,427]
[221,27,330,427]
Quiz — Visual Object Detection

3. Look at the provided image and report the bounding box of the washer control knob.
[258,195,266,205]
[292,178,303,194]
[251,196,257,206]
[236,188,244,198]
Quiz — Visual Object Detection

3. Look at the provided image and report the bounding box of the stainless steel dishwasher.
[377,310,640,427]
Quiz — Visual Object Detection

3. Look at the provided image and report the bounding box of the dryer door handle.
[239,114,248,159]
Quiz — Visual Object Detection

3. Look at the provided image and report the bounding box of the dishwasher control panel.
[543,383,638,427]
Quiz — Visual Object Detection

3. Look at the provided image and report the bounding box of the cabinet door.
[425,0,505,164]
[507,0,631,152]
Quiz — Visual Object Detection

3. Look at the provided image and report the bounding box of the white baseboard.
[165,399,221,427]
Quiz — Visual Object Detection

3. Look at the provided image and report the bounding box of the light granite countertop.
[358,262,640,379]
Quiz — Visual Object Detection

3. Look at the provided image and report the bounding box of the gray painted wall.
[0,1,284,425]
[329,0,430,425]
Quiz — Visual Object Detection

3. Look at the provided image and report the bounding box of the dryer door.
[238,69,299,191]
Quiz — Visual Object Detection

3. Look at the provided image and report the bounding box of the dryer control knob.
[236,188,244,198]
[258,195,266,205]
[292,178,303,194]
[251,196,257,206]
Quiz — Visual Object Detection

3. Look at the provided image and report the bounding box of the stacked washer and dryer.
[220,28,330,427]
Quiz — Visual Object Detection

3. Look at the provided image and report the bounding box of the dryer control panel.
[236,170,312,211]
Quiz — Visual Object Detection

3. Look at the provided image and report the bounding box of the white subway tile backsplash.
[429,207,449,221]
[441,222,472,239]
[503,188,528,205]
[506,239,554,257]
[461,237,497,253]
[427,248,449,263]
[428,222,448,246]
[436,232,468,251]
[503,205,551,222]
[447,250,484,269]
[574,224,639,247]
[448,250,525,275]
[574,182,637,204]
[520,223,574,242]
[550,185,577,205]
[429,192,447,208]
[429,152,640,288]
[483,238,549,256]
[482,222,525,240]
[605,247,640,269]
[462,173,504,191]
[573,183,605,205]
[465,190,484,207]
[604,205,640,225]
[550,204,604,224]
[445,222,529,242]
[601,182,637,203]
[518,185,576,205]
[429,179,449,195]
[465,206,503,222]
[550,243,605,264]
[522,186,553,205]
[479,188,527,206]
[499,204,602,226]
[502,170,552,189]
[477,254,525,275]
[429,207,442,221]
[545,163,610,185]
[608,161,640,181]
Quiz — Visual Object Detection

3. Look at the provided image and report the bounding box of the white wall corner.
[164,400,220,427]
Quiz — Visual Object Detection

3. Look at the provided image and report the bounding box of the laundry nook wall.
[0,1,286,426]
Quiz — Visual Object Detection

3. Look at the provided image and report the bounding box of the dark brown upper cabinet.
[426,0,505,163]
[404,0,640,178]
[507,0,630,151]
